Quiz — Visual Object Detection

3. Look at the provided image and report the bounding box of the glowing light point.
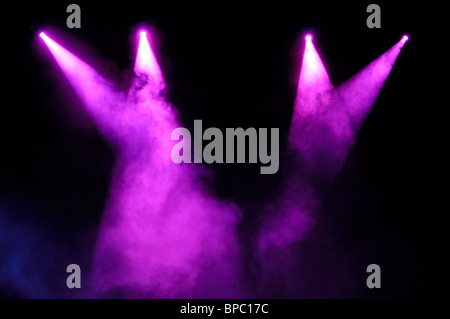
[305,35,312,42]
[401,35,409,44]
[140,31,146,37]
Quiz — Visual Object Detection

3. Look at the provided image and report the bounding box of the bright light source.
[134,29,164,86]
[305,35,312,42]
[402,35,409,42]
[39,32,49,41]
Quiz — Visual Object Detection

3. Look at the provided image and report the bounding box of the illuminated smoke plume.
[257,35,408,295]
[40,31,244,298]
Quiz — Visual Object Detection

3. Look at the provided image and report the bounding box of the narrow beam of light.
[131,30,166,98]
[39,32,106,105]
[90,29,243,298]
[335,36,408,132]
[39,32,120,137]
[259,34,335,257]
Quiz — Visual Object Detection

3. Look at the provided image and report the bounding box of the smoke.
[15,32,407,298]
[40,31,249,298]
[0,204,63,298]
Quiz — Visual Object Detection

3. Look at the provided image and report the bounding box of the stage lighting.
[305,35,312,42]
[290,35,408,186]
[134,29,164,85]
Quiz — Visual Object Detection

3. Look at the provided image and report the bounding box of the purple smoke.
[41,31,245,298]
[38,31,407,298]
[256,37,407,295]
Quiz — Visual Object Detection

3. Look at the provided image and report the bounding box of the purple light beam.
[39,30,407,298]
[39,32,123,140]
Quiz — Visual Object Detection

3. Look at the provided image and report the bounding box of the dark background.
[1,1,447,298]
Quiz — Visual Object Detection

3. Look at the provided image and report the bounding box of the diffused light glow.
[305,35,312,41]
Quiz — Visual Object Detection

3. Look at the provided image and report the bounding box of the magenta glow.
[293,35,333,120]
[39,32,126,140]
[38,30,408,299]
[401,35,409,44]
[135,30,162,81]
[40,30,244,298]
[258,36,408,259]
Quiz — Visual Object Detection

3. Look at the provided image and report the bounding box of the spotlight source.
[134,29,164,83]
[305,35,312,42]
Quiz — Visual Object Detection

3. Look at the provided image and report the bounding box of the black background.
[1,1,447,298]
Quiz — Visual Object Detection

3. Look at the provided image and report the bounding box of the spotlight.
[140,31,146,37]
[305,35,312,42]
[39,32,46,39]
[401,35,409,43]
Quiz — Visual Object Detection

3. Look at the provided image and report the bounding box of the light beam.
[39,32,120,137]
